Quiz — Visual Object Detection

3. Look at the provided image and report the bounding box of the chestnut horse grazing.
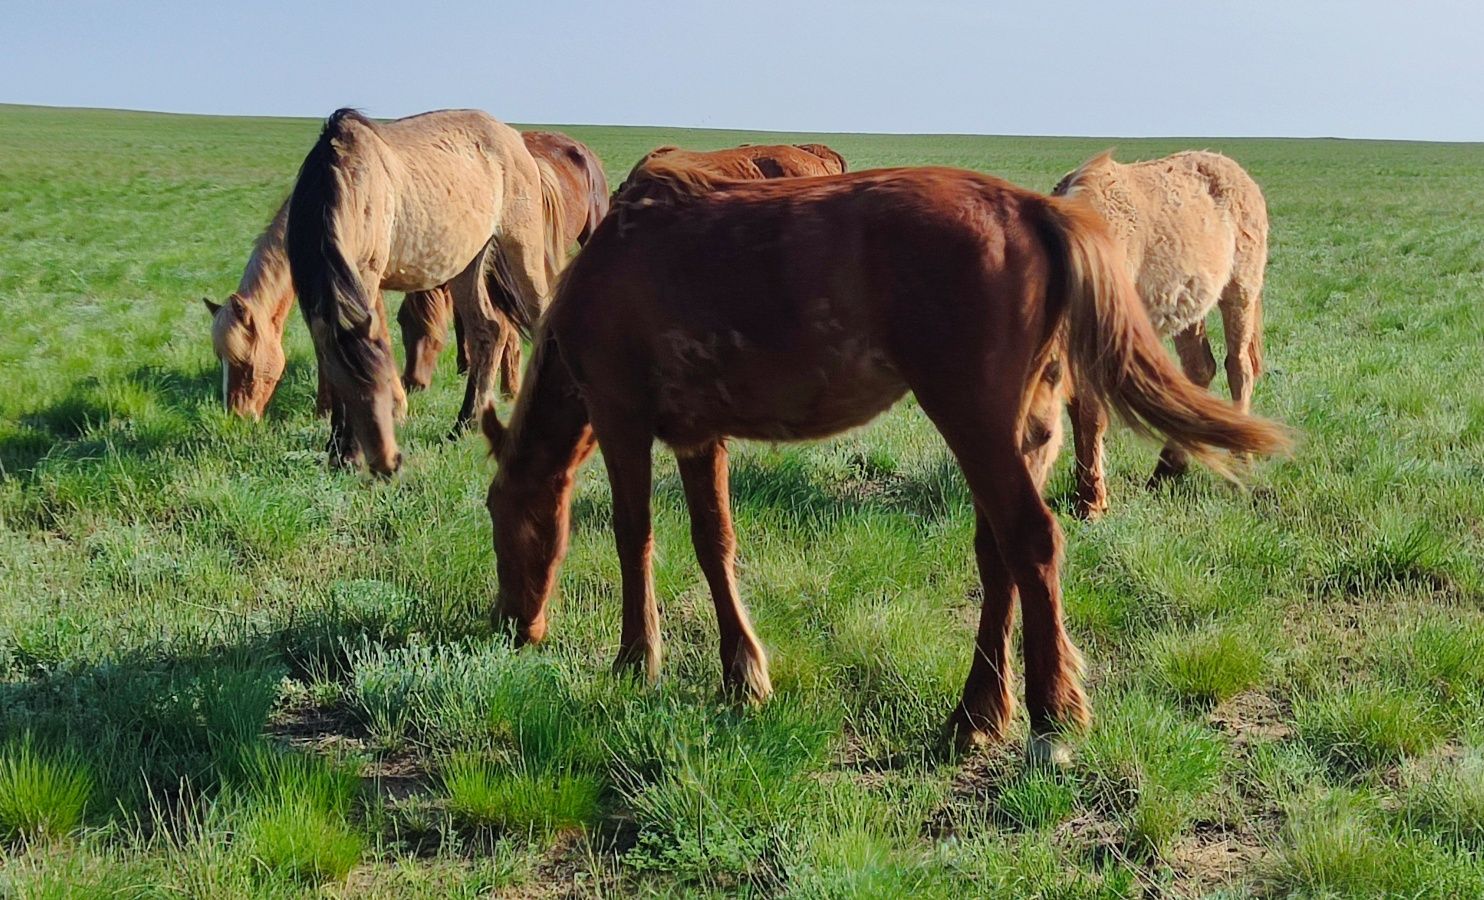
[481,166,1287,754]
[287,108,559,474]
[204,198,455,419]
[615,142,846,196]
[1053,151,1270,518]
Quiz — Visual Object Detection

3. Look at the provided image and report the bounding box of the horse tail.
[534,158,571,284]
[286,108,388,383]
[579,145,611,244]
[1037,195,1289,474]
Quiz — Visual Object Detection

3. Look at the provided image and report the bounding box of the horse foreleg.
[1150,320,1218,485]
[1069,390,1109,520]
[594,415,662,683]
[314,356,334,418]
[399,286,453,393]
[454,301,468,374]
[367,288,407,422]
[497,319,522,398]
[676,440,770,704]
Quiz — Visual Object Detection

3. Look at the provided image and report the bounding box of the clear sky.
[5,0,1482,141]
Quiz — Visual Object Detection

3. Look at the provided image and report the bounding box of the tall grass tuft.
[442,756,599,836]
[0,736,94,843]
[1297,685,1439,772]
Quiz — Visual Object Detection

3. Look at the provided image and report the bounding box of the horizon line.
[3,101,1480,147]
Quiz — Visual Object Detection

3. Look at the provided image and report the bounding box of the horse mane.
[1053,149,1117,197]
[794,143,848,173]
[285,107,390,383]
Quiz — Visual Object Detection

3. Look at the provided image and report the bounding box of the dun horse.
[1052,151,1270,518]
[209,126,599,427]
[286,108,563,475]
[399,131,610,396]
[481,165,1287,755]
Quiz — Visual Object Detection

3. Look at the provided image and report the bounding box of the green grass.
[442,757,599,836]
[1,102,1483,894]
[0,737,94,844]
[1298,684,1441,772]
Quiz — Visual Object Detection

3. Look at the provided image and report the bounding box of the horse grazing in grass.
[401,131,612,398]
[480,165,1287,756]
[286,108,565,475]
[1053,150,1270,518]
[203,199,452,419]
[614,142,846,197]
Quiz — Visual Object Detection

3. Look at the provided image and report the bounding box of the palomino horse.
[401,131,611,396]
[480,165,1287,755]
[203,197,454,419]
[1052,151,1270,518]
[286,108,565,475]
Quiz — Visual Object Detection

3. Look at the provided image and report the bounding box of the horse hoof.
[939,708,1006,759]
[1072,499,1107,521]
[1026,733,1074,769]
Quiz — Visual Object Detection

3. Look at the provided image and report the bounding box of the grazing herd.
[205,107,1288,759]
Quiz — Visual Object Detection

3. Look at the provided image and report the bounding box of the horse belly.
[653,334,908,446]
[382,164,503,291]
[1134,219,1237,335]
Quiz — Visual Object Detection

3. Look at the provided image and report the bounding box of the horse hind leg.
[915,380,1089,755]
[1149,319,1219,485]
[449,245,505,437]
[676,440,771,704]
[943,507,1019,753]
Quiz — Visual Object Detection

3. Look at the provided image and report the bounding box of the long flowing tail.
[1037,196,1290,474]
[533,158,572,284]
[286,108,388,383]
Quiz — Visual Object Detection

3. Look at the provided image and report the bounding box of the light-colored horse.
[285,108,563,475]
[203,199,451,419]
[1053,150,1269,518]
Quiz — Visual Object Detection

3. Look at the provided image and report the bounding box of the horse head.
[204,294,285,420]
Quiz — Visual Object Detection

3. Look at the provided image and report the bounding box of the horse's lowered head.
[204,294,286,420]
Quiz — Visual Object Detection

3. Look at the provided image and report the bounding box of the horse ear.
[481,405,507,457]
[227,295,256,335]
[202,297,223,315]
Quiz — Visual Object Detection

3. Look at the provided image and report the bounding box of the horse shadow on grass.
[1,364,221,476]
[0,589,474,841]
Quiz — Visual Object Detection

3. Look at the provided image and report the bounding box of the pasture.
[1,103,1482,896]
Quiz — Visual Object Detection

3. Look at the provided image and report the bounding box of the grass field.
[1,102,1482,897]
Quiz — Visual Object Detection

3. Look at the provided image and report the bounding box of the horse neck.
[503,334,594,487]
[235,198,295,334]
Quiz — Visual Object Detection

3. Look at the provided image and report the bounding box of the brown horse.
[481,165,1287,756]
[614,142,847,197]
[204,198,455,419]
[1053,151,1270,518]
[286,108,563,475]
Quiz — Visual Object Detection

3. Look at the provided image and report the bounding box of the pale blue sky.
[5,0,1482,140]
